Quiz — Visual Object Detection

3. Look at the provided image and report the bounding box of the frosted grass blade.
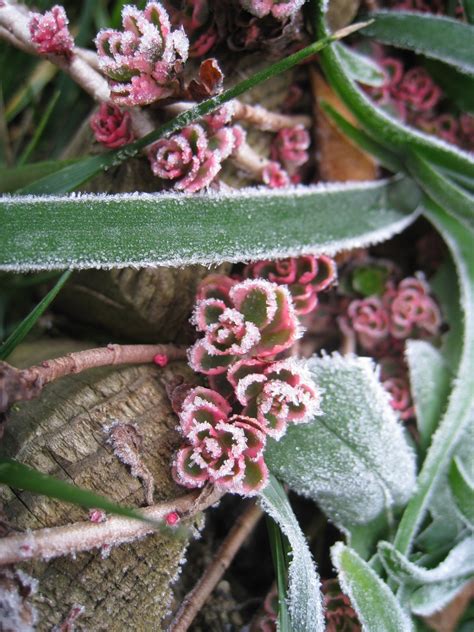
[259,475,324,632]
[0,178,420,271]
[362,12,474,76]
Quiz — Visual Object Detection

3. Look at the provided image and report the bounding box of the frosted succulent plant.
[384,276,442,339]
[245,255,337,315]
[228,357,321,439]
[95,1,189,105]
[189,279,301,374]
[90,103,135,148]
[173,386,268,494]
[29,5,74,56]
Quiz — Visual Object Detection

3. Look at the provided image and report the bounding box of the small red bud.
[154,354,169,367]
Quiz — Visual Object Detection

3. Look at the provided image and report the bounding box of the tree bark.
[0,340,201,631]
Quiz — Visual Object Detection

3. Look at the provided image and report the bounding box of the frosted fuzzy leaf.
[259,475,325,632]
[378,537,474,587]
[409,577,472,617]
[331,542,414,632]
[196,274,237,304]
[405,340,451,451]
[266,353,417,529]
[239,0,306,20]
[29,5,74,56]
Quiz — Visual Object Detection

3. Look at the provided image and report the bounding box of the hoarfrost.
[266,353,417,529]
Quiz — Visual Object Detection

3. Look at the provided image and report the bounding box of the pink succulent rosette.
[90,103,134,149]
[382,376,414,421]
[95,1,189,106]
[189,279,301,375]
[245,255,337,315]
[228,358,321,439]
[346,296,390,350]
[271,125,310,175]
[262,161,290,188]
[392,67,442,113]
[173,387,268,495]
[29,5,74,56]
[148,121,240,192]
[239,0,305,20]
[384,276,441,339]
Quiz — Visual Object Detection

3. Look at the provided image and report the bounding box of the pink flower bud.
[90,103,134,149]
[153,353,169,367]
[89,509,106,523]
[165,511,180,526]
[29,5,74,56]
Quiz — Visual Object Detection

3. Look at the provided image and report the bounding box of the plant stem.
[168,501,263,632]
[0,343,187,412]
[0,487,224,565]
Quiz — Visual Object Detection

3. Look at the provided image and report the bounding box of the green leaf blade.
[362,11,474,76]
[0,458,160,527]
[0,178,420,271]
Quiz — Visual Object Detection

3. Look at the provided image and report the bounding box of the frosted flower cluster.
[173,271,322,495]
[29,5,74,56]
[95,1,189,106]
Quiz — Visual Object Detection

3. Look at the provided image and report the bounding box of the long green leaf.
[407,152,474,229]
[393,199,474,556]
[362,11,474,76]
[0,270,71,360]
[18,24,367,195]
[332,542,413,632]
[315,2,474,177]
[0,177,420,271]
[0,458,160,527]
[259,475,324,632]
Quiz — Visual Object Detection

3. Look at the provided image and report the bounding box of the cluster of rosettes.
[148,105,244,192]
[244,254,337,315]
[29,5,74,56]
[173,271,322,495]
[369,56,473,150]
[345,275,441,352]
[95,1,189,106]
